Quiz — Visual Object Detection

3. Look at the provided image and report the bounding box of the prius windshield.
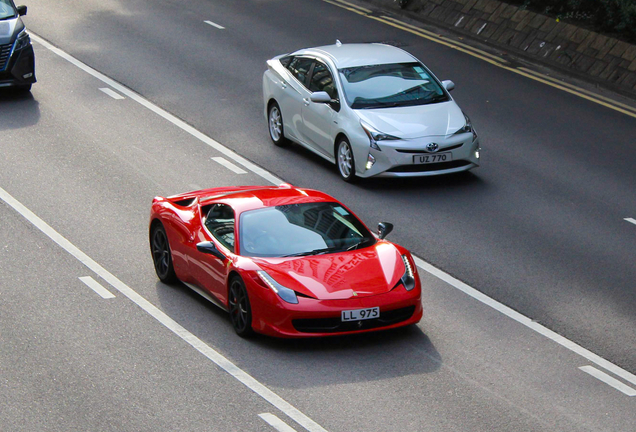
[0,0,16,20]
[339,62,449,109]
[239,202,375,257]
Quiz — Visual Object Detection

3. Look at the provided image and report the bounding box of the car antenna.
[336,39,342,47]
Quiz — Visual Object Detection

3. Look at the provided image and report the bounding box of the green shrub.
[500,0,636,43]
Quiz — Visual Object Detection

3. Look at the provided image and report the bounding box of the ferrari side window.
[204,204,235,251]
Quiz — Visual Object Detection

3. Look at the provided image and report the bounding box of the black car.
[0,0,35,91]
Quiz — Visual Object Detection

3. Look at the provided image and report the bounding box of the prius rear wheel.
[228,277,253,337]
[151,223,177,284]
[268,102,288,147]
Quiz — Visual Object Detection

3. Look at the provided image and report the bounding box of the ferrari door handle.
[303,98,310,106]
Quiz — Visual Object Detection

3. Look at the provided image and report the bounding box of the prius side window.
[287,57,314,88]
[204,204,235,250]
[309,62,338,100]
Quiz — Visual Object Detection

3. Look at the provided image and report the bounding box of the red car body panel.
[149,184,423,337]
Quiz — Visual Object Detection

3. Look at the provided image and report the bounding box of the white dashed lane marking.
[625,218,636,226]
[204,20,225,29]
[212,157,247,174]
[99,87,125,100]
[579,366,636,396]
[259,413,299,432]
[79,276,115,299]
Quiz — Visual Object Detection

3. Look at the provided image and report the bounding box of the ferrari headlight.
[257,270,299,304]
[401,254,416,291]
[361,121,399,151]
[13,28,31,52]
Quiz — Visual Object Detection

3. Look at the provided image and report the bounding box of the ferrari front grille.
[292,306,416,333]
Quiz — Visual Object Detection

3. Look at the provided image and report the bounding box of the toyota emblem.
[426,142,439,152]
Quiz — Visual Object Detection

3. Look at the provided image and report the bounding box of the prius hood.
[253,242,406,300]
[355,100,465,139]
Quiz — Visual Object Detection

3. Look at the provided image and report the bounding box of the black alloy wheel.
[228,277,253,337]
[151,223,177,283]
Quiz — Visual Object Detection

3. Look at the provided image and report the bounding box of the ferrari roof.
[294,43,416,68]
[193,185,335,214]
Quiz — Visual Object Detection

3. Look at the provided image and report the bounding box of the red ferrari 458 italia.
[149,184,422,337]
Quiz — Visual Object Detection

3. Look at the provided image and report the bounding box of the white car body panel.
[262,44,481,179]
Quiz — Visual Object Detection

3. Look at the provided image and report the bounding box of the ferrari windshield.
[339,62,449,109]
[0,0,16,20]
[239,202,375,257]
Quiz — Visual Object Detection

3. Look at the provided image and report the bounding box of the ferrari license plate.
[341,307,379,322]
[413,152,452,164]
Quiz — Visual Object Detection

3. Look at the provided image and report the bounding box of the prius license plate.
[413,153,452,164]
[341,307,379,322]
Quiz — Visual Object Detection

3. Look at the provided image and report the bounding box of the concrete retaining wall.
[359,0,636,96]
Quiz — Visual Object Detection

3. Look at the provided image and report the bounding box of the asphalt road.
[1,0,635,430]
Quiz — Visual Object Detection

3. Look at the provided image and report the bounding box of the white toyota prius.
[262,42,481,182]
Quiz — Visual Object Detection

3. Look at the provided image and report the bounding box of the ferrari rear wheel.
[228,276,253,337]
[151,223,177,284]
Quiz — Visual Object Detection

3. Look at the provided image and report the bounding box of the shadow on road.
[0,90,40,131]
[156,279,442,389]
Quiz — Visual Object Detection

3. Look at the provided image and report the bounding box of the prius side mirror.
[442,80,455,92]
[196,241,226,261]
[310,91,332,103]
[378,222,394,240]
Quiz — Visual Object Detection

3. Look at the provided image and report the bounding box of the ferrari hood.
[253,242,406,300]
[355,101,465,139]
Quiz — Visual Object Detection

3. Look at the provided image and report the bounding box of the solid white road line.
[212,157,247,174]
[204,20,225,29]
[625,218,636,226]
[413,256,636,389]
[579,366,636,396]
[259,413,299,432]
[79,276,115,299]
[30,34,283,186]
[99,87,125,100]
[29,32,636,396]
[0,186,327,432]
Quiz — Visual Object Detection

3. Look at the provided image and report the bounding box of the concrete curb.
[357,0,636,98]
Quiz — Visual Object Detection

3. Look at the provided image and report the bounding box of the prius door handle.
[281,81,287,89]
[303,98,310,106]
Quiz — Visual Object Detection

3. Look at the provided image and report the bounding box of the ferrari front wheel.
[151,223,177,283]
[228,276,253,337]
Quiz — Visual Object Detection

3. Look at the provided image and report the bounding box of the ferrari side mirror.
[196,241,226,261]
[378,222,393,240]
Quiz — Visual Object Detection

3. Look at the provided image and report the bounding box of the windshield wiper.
[282,247,335,257]
[346,238,374,251]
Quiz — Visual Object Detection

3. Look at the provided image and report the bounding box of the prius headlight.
[256,271,299,304]
[13,28,31,52]
[454,112,477,142]
[361,121,399,151]
[401,255,416,291]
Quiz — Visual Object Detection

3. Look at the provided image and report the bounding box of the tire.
[18,84,32,92]
[150,223,177,284]
[228,276,253,337]
[267,102,287,147]
[336,137,357,182]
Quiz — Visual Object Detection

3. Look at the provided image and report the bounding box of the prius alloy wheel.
[337,138,356,182]
[268,102,287,146]
[228,277,253,337]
